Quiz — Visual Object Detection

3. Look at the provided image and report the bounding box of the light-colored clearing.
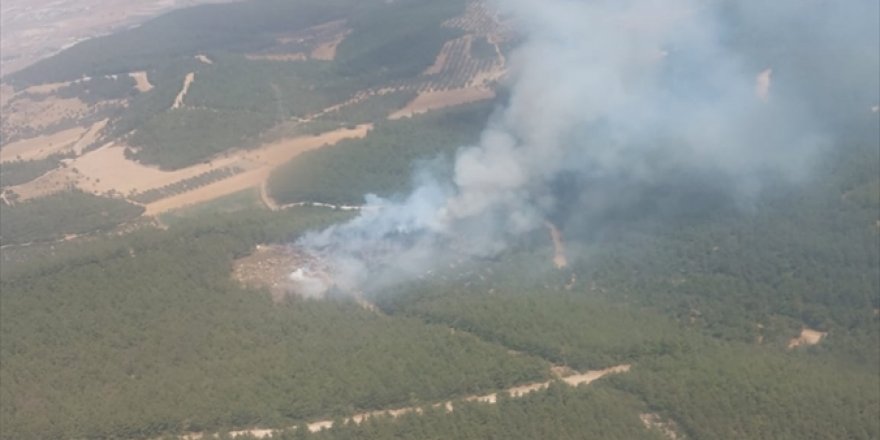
[172,72,195,109]
[2,95,90,133]
[245,53,308,62]
[0,126,88,162]
[310,30,350,61]
[71,144,241,196]
[195,54,214,64]
[22,80,73,95]
[9,136,246,200]
[546,221,568,269]
[872,105,879,113]
[143,124,371,215]
[389,87,495,120]
[640,413,682,440]
[755,68,772,101]
[183,364,631,439]
[0,84,16,107]
[129,71,154,92]
[8,124,370,209]
[5,162,79,200]
[70,119,108,155]
[787,328,827,349]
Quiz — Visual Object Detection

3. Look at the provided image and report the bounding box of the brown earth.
[1,95,90,135]
[0,126,89,162]
[9,141,239,200]
[641,413,683,440]
[310,30,350,61]
[70,118,108,155]
[143,124,371,215]
[195,54,213,65]
[787,328,827,349]
[172,72,195,109]
[129,71,154,92]
[232,244,308,302]
[0,84,15,106]
[22,81,74,95]
[389,87,495,120]
[244,53,308,62]
[9,124,370,208]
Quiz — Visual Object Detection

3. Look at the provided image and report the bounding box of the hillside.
[1,0,508,231]
[0,0,878,439]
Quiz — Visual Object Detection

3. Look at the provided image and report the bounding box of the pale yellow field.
[0,126,89,162]
[129,71,154,92]
[143,124,372,215]
[389,87,495,120]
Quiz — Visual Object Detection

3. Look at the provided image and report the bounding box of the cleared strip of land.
[184,364,632,439]
[143,124,372,215]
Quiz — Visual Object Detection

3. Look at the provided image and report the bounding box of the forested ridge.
[269,102,494,205]
[1,0,877,438]
[0,208,549,439]
[0,190,144,245]
[1,130,876,439]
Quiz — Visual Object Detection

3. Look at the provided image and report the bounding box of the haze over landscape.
[0,0,878,439]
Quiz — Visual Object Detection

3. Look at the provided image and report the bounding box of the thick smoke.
[295,0,880,295]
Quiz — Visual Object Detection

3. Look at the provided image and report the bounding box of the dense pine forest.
[1,0,878,438]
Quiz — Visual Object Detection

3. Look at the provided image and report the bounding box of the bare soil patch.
[70,119,108,155]
[232,244,311,302]
[71,144,243,197]
[310,30,350,61]
[143,124,371,215]
[641,412,683,440]
[6,164,79,200]
[389,87,495,120]
[0,84,17,109]
[172,73,195,109]
[787,328,827,349]
[9,139,244,200]
[22,81,74,95]
[1,95,90,135]
[129,71,154,92]
[248,20,349,62]
[195,54,214,65]
[244,53,308,62]
[0,126,88,162]
[8,122,369,211]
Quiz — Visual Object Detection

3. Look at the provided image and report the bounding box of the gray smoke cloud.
[294,0,880,296]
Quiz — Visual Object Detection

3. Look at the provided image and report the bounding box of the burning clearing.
[232,244,334,301]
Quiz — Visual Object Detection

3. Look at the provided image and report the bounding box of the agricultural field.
[1,0,509,228]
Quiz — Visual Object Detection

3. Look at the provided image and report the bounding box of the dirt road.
[182,364,631,439]
[143,124,372,215]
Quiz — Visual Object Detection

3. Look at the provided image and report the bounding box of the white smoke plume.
[295,0,880,296]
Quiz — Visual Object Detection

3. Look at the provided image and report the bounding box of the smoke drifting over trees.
[297,0,880,295]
